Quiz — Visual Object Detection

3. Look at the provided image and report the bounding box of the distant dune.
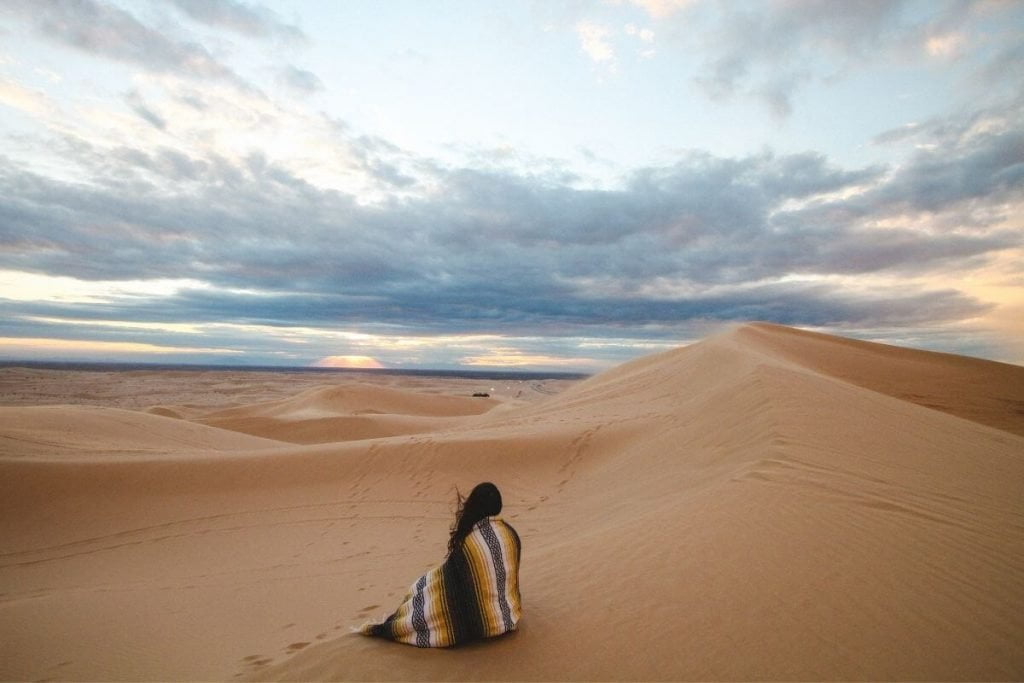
[0,404,284,459]
[1,323,1022,681]
[199,383,498,444]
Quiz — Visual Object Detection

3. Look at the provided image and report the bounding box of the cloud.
[640,1,1024,116]
[0,76,55,117]
[0,335,241,357]
[690,1,905,113]
[124,89,167,130]
[1,117,1015,300]
[864,128,1024,214]
[626,0,693,19]
[460,347,598,368]
[625,23,656,58]
[2,2,1020,368]
[0,69,1020,362]
[976,40,1024,93]
[276,65,324,96]
[1,0,255,91]
[625,24,655,44]
[871,122,925,146]
[872,90,1024,150]
[168,0,306,44]
[576,21,615,65]
[925,31,967,59]
[0,275,991,343]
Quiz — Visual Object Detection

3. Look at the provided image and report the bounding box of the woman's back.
[360,516,522,647]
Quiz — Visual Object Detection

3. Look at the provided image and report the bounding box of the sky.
[0,0,1022,372]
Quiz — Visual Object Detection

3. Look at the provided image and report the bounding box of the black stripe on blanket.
[411,575,429,647]
[479,521,513,631]
[368,612,394,639]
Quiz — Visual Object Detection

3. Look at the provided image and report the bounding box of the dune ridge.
[1,323,1022,681]
[735,322,1024,436]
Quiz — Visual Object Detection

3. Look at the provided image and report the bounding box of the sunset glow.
[313,356,385,370]
[0,337,241,357]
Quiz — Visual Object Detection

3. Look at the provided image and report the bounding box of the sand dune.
[0,366,544,415]
[0,404,284,459]
[1,323,1022,681]
[198,413,472,444]
[205,383,498,420]
[199,383,498,444]
[735,322,1024,437]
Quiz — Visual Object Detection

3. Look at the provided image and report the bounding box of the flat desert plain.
[1,323,1023,681]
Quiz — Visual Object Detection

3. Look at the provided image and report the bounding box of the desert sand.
[1,322,1023,681]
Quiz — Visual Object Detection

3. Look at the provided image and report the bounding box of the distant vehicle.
[472,392,490,398]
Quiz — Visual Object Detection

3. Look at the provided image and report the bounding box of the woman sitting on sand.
[359,482,522,648]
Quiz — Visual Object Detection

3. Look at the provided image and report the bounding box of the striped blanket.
[359,517,522,647]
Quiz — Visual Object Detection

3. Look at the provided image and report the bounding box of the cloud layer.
[1,110,1017,334]
[0,0,1021,368]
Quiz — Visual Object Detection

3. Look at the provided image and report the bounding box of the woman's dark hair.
[448,482,502,555]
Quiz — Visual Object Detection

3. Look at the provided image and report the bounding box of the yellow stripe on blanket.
[464,529,496,635]
[359,517,522,647]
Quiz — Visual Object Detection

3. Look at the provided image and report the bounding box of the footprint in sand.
[241,655,273,668]
[285,642,310,653]
[357,604,380,615]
